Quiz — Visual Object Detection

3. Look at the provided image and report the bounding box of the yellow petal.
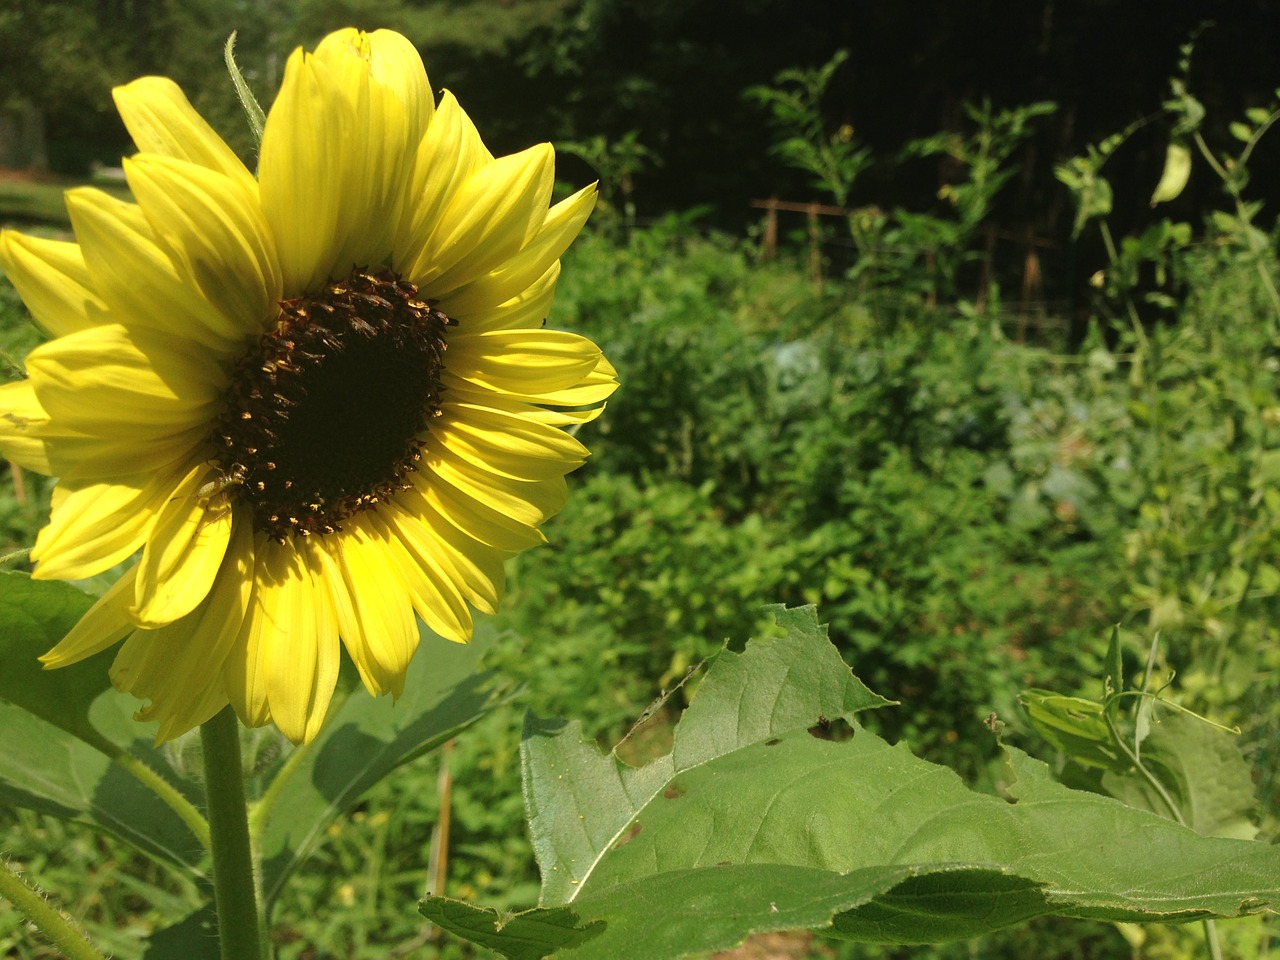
[320,518,419,697]
[66,188,248,348]
[247,536,340,744]
[40,565,139,668]
[221,531,284,729]
[130,462,235,628]
[447,261,559,332]
[393,91,491,277]
[49,427,207,485]
[0,379,58,473]
[421,439,569,528]
[26,324,224,437]
[411,447,551,552]
[311,29,427,273]
[261,34,424,293]
[31,467,180,581]
[384,498,506,616]
[445,329,602,396]
[432,400,589,482]
[465,352,617,408]
[410,143,554,295]
[366,509,473,642]
[113,76,256,191]
[258,49,338,293]
[436,183,596,317]
[124,155,281,335]
[110,516,254,742]
[360,29,434,141]
[0,231,104,337]
[522,402,610,427]
[0,377,204,481]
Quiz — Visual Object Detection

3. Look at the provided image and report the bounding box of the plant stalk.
[0,859,107,960]
[201,706,265,960]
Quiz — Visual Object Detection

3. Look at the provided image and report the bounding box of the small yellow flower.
[0,28,615,744]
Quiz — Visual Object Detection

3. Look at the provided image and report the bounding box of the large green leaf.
[0,573,205,869]
[257,620,512,908]
[523,605,892,905]
[423,605,1280,959]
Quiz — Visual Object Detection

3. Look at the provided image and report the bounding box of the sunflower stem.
[201,706,265,960]
[0,859,107,960]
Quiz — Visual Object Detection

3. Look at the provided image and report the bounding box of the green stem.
[201,706,265,960]
[0,547,30,569]
[1103,708,1184,827]
[249,683,349,843]
[0,859,107,960]
[1191,130,1280,324]
[248,733,311,841]
[112,750,210,850]
[1203,918,1224,960]
[1097,220,1149,352]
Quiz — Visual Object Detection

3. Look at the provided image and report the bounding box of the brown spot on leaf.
[611,822,643,849]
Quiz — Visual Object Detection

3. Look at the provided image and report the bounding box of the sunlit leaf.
[0,573,204,869]
[523,604,891,905]
[424,605,1280,959]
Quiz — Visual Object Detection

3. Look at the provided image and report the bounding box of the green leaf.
[523,604,891,904]
[257,619,512,907]
[425,605,1280,959]
[0,573,205,868]
[141,904,220,960]
[1092,710,1259,840]
[1018,689,1122,771]
[419,899,605,960]
[1000,747,1274,917]
[1102,625,1123,696]
[0,571,119,751]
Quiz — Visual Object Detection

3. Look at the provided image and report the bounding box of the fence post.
[762,198,778,260]
[807,202,821,286]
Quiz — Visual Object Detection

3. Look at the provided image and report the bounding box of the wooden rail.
[750,197,1059,337]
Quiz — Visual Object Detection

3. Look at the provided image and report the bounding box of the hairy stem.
[201,706,266,960]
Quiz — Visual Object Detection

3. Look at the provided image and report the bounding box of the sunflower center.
[210,267,453,542]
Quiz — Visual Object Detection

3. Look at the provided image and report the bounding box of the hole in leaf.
[808,716,855,741]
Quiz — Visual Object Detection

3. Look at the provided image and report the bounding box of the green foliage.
[1022,629,1261,840]
[743,50,871,209]
[542,226,1128,778]
[558,131,658,231]
[0,573,509,956]
[905,99,1058,223]
[423,608,1280,959]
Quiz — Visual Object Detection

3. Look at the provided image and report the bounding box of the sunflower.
[0,28,615,744]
